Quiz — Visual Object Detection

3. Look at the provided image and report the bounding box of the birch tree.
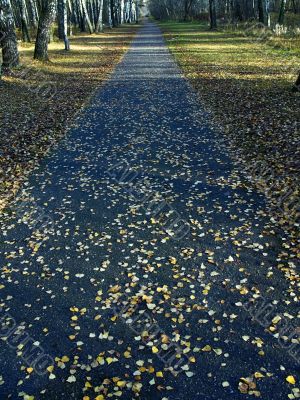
[34,0,57,60]
[95,0,103,31]
[28,0,38,27]
[80,0,94,33]
[58,0,70,49]
[0,0,19,69]
[19,0,31,42]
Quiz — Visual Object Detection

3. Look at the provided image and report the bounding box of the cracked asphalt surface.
[0,20,299,400]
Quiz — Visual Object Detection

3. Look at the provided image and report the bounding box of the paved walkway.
[0,21,298,400]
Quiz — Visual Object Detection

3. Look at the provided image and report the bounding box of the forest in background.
[149,0,300,87]
[0,0,145,68]
[149,0,300,28]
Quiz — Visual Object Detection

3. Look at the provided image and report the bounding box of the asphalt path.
[0,20,298,400]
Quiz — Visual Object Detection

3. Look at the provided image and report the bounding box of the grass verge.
[160,21,299,238]
[0,24,139,211]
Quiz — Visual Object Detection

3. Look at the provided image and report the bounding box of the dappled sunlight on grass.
[13,30,135,77]
[162,21,298,84]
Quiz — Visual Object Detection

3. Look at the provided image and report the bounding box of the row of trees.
[148,0,300,89]
[149,0,300,29]
[0,0,140,71]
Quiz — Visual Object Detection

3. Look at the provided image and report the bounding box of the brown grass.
[0,25,139,211]
[160,21,300,236]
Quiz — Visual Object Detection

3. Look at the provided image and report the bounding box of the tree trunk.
[117,0,121,24]
[76,0,85,31]
[235,0,243,20]
[110,0,117,26]
[0,0,20,69]
[258,0,265,23]
[258,0,269,25]
[184,0,190,21]
[292,71,300,92]
[266,0,270,26]
[19,0,31,42]
[120,0,124,24]
[57,0,70,49]
[128,0,133,22]
[58,0,65,38]
[80,0,93,33]
[107,0,112,27]
[135,0,138,23]
[67,0,73,35]
[34,0,57,61]
[28,0,38,27]
[95,0,103,32]
[209,0,217,29]
[89,0,95,29]
[278,0,287,24]
[291,0,298,13]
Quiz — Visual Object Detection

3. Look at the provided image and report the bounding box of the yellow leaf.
[156,371,163,377]
[272,315,281,324]
[286,375,296,385]
[254,372,264,378]
[27,367,34,374]
[152,346,159,353]
[108,285,121,294]
[201,345,212,352]
[161,334,169,344]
